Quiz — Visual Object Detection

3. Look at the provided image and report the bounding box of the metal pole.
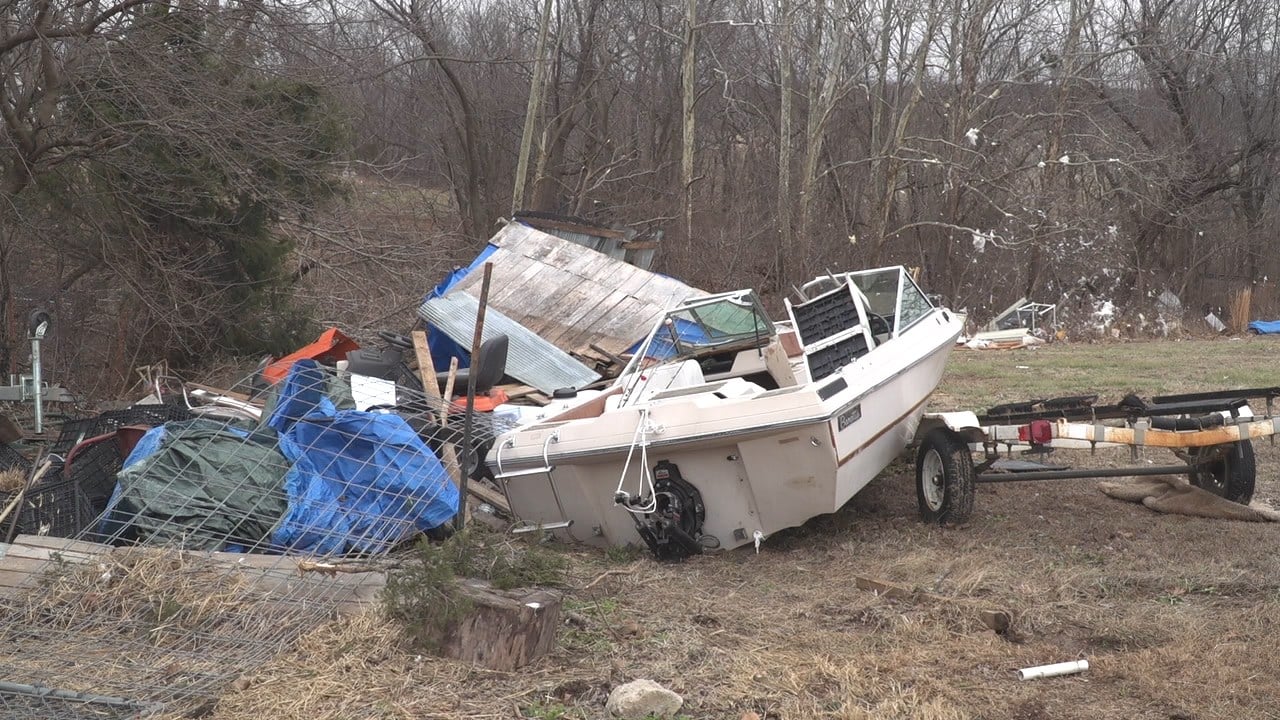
[0,679,161,713]
[30,325,45,435]
[456,262,494,531]
[976,462,1197,483]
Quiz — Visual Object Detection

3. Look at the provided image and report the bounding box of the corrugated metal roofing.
[448,222,705,358]
[417,292,601,394]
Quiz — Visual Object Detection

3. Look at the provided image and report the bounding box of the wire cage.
[0,357,508,718]
[50,403,193,455]
[7,461,95,539]
[0,442,30,473]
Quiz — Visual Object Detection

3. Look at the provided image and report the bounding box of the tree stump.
[441,579,562,670]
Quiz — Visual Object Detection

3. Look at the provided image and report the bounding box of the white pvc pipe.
[1018,659,1089,680]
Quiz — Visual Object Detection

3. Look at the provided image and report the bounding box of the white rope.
[614,407,659,514]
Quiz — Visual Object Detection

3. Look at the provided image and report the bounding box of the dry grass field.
[206,337,1280,720]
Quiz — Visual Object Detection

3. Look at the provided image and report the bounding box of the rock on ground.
[605,679,684,718]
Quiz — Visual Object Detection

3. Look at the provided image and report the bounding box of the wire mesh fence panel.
[0,359,503,717]
[0,690,143,720]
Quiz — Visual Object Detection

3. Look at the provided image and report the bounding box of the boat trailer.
[912,386,1280,523]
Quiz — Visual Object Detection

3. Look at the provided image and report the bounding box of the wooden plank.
[517,215,627,239]
[9,534,113,552]
[185,382,259,405]
[0,567,36,593]
[520,271,591,333]
[855,576,926,600]
[590,300,665,352]
[620,239,658,250]
[0,556,57,575]
[475,260,542,309]
[7,535,111,559]
[335,572,387,616]
[3,544,98,564]
[0,536,385,617]
[545,290,632,351]
[412,331,463,489]
[466,481,512,516]
[442,359,459,413]
[537,275,622,347]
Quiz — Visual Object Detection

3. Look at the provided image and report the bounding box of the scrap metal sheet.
[418,293,601,394]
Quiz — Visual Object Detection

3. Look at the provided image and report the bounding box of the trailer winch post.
[28,312,51,435]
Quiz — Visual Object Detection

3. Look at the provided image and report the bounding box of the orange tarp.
[263,328,361,384]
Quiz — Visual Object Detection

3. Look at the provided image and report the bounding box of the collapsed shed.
[418,220,705,392]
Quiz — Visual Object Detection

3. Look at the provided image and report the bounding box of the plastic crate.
[53,403,192,454]
[791,288,861,346]
[0,442,30,472]
[65,433,125,516]
[51,417,98,454]
[2,461,95,539]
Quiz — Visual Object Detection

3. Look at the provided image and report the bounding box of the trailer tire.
[916,428,975,524]
[1190,440,1256,504]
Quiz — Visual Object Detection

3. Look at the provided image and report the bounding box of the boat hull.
[492,309,961,551]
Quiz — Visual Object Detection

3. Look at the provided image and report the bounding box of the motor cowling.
[629,460,707,561]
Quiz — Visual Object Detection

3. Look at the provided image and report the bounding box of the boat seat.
[617,359,706,407]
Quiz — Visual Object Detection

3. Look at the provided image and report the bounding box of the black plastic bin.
[1,461,95,539]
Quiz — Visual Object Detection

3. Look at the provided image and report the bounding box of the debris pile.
[0,217,677,717]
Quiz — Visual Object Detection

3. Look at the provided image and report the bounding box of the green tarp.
[108,420,289,550]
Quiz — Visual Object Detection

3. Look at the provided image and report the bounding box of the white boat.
[487,266,964,558]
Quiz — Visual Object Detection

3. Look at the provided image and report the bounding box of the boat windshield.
[659,291,774,358]
[801,267,935,336]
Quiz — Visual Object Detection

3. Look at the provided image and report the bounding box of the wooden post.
[458,263,494,531]
[411,331,462,490]
[442,358,459,412]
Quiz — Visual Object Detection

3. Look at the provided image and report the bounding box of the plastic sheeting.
[626,316,709,361]
[423,243,498,372]
[1248,320,1280,334]
[100,420,291,550]
[266,360,460,555]
[100,361,459,555]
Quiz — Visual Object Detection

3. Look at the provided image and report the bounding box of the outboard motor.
[628,460,707,561]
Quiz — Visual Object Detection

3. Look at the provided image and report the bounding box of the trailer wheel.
[1190,440,1256,504]
[916,428,975,524]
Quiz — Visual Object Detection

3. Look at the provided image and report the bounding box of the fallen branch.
[575,563,641,591]
[855,575,1015,638]
[296,559,399,576]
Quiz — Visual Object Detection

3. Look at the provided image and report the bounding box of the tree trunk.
[776,0,794,287]
[680,0,698,247]
[512,0,555,215]
[441,580,562,671]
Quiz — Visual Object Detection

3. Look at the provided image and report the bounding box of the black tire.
[1190,440,1256,504]
[916,428,975,524]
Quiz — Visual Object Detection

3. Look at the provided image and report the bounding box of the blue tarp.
[626,316,710,360]
[101,361,459,555]
[1249,320,1280,335]
[267,360,460,555]
[423,243,499,371]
